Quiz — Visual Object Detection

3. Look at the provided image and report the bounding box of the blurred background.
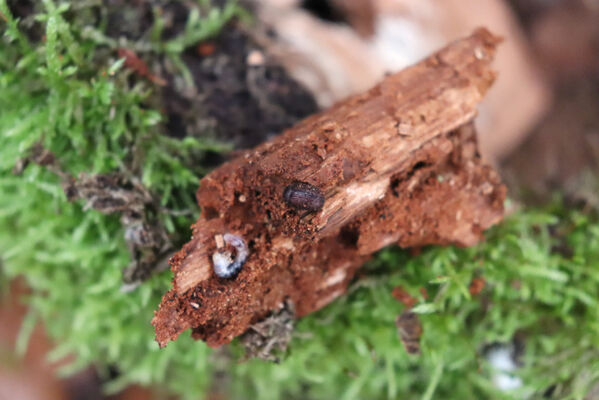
[1,0,598,399]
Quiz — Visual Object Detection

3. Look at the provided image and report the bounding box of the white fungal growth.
[487,344,522,391]
[212,233,249,279]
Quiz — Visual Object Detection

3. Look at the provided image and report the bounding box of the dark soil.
[175,26,319,148]
[9,0,318,154]
[103,0,319,150]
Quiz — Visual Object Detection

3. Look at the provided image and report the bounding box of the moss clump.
[0,0,236,396]
[250,206,599,400]
[1,2,599,399]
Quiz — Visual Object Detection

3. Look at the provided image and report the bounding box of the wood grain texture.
[153,28,506,348]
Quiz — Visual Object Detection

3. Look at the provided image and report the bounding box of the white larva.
[212,233,249,279]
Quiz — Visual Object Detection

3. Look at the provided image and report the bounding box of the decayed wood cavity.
[153,28,506,348]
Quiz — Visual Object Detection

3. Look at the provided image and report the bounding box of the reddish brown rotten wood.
[152,28,506,348]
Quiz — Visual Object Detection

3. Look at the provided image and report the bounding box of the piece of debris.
[392,286,417,308]
[469,277,486,296]
[240,301,295,363]
[396,311,423,355]
[63,173,172,289]
[197,41,217,57]
[117,48,167,86]
[12,142,67,178]
[246,49,265,66]
[14,145,171,289]
[153,29,506,348]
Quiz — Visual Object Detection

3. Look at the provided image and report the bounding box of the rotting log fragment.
[152,28,507,348]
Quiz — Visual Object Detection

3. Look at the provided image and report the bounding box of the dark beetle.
[283,181,325,213]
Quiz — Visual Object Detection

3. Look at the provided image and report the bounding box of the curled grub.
[212,233,249,279]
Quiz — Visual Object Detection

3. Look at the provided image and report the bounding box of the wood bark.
[153,28,506,348]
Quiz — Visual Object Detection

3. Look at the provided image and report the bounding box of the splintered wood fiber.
[153,28,506,348]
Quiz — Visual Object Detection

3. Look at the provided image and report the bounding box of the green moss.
[248,207,599,400]
[1,2,599,399]
[0,0,236,397]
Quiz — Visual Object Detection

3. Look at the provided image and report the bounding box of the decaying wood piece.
[152,28,506,348]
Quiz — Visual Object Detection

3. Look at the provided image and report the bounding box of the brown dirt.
[153,29,506,348]
[161,23,319,150]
